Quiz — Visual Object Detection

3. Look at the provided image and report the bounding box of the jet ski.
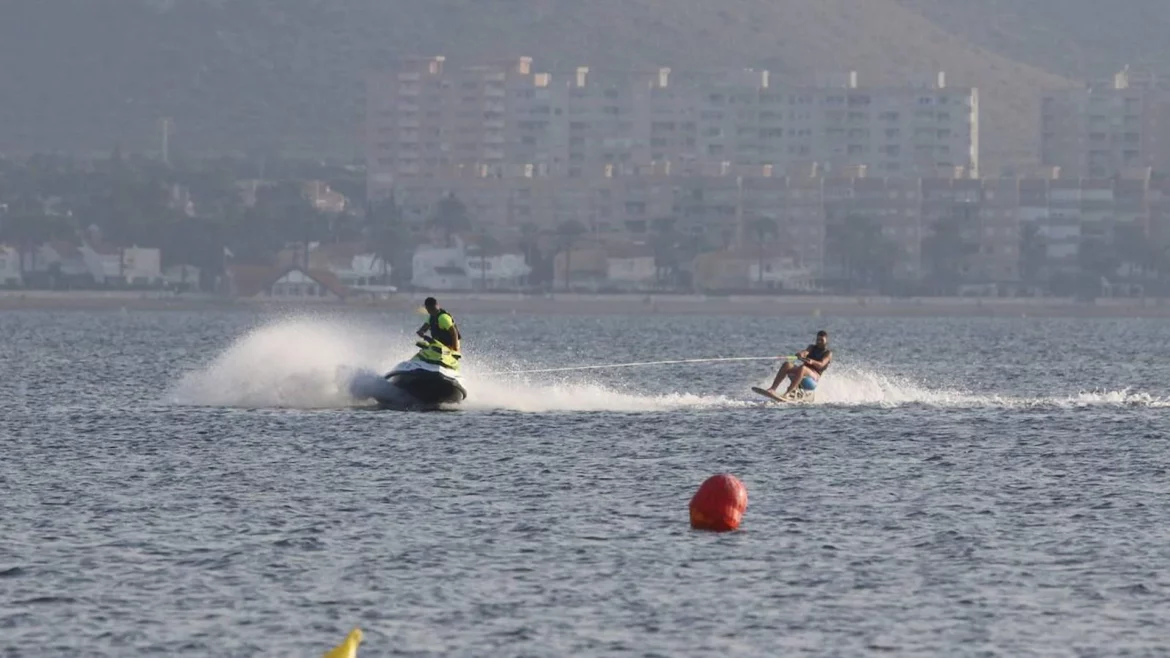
[382,338,467,408]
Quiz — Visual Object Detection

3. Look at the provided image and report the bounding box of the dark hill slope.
[0,0,1073,169]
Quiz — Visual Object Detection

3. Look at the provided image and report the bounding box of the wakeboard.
[751,386,802,404]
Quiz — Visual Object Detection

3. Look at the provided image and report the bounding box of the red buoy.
[689,473,748,532]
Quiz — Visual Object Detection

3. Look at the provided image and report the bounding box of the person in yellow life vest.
[416,296,461,352]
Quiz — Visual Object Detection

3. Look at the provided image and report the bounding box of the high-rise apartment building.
[1040,68,1170,178]
[687,70,979,179]
[366,56,540,200]
[366,57,980,200]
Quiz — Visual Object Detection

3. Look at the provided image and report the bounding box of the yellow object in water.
[323,628,363,658]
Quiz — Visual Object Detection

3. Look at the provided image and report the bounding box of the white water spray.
[167,316,1168,412]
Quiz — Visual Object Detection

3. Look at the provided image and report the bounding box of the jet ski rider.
[766,329,832,399]
[416,297,461,352]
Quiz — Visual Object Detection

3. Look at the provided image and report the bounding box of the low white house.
[38,242,91,279]
[121,247,163,286]
[278,242,395,295]
[0,245,22,285]
[694,248,816,291]
[605,244,657,290]
[80,244,122,283]
[412,238,471,291]
[164,264,202,291]
[465,252,531,289]
[326,252,394,294]
[226,265,349,301]
[747,257,816,291]
[269,268,343,298]
[79,244,163,286]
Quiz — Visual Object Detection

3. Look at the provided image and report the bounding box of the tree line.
[2,153,1166,296]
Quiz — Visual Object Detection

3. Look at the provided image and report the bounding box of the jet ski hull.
[370,339,467,410]
[385,370,466,406]
[383,360,466,408]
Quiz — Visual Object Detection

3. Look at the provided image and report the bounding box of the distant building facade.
[1040,68,1170,178]
[366,57,980,199]
[379,167,1170,291]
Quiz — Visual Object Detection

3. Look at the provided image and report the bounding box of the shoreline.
[2,290,1170,318]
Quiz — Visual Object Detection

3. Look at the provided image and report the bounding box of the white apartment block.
[1040,68,1170,179]
[367,57,980,199]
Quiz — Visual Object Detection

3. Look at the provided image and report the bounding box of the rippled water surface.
[3,308,1170,656]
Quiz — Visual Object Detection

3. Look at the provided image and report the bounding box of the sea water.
[2,308,1169,656]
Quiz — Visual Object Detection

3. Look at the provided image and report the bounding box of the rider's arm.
[806,352,831,370]
[417,322,429,337]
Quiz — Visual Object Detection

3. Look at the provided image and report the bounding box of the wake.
[166,316,1169,412]
[806,369,1170,409]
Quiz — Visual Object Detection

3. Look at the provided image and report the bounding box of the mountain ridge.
[0,0,1079,171]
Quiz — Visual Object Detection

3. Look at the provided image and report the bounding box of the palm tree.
[1078,229,1121,297]
[517,221,543,287]
[556,219,587,291]
[1018,222,1047,289]
[473,228,502,291]
[429,193,471,247]
[1,211,74,278]
[746,215,778,286]
[1157,246,1170,293]
[369,195,412,287]
[922,211,979,295]
[826,214,897,292]
[1112,221,1152,282]
[675,219,708,291]
[649,216,679,287]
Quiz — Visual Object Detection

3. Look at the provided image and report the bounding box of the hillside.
[0,0,1075,171]
[895,0,1170,82]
